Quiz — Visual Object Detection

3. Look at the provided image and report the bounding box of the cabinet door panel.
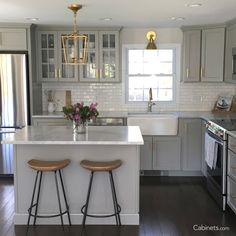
[183,30,201,82]
[37,31,58,82]
[140,136,153,170]
[153,137,181,170]
[180,118,202,171]
[201,28,225,82]
[99,31,119,82]
[0,28,27,50]
[79,31,99,82]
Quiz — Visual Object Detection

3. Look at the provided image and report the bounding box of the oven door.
[205,129,227,210]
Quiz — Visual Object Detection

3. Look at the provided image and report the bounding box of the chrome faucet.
[147,88,156,112]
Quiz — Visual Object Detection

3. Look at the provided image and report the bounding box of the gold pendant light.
[61,4,88,64]
[146,31,157,49]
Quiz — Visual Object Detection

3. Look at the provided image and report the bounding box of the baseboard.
[14,213,139,225]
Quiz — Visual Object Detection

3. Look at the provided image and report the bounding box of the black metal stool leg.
[109,171,121,225]
[58,170,71,226]
[109,171,119,225]
[27,170,39,226]
[54,170,64,226]
[82,171,94,226]
[33,171,43,225]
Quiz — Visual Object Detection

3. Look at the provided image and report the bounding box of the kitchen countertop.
[1,125,144,145]
[32,111,236,121]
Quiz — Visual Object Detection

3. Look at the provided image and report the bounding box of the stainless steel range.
[205,119,230,211]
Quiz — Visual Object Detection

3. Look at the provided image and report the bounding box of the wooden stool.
[80,159,122,226]
[27,159,71,226]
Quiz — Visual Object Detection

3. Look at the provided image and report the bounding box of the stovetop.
[210,119,236,131]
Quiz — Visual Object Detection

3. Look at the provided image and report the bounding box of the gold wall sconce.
[146,31,157,49]
[61,4,88,64]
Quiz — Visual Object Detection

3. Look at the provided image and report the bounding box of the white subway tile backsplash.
[42,82,236,112]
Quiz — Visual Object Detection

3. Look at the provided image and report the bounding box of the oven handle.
[205,129,224,145]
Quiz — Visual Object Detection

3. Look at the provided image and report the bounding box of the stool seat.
[80,160,122,172]
[28,159,70,172]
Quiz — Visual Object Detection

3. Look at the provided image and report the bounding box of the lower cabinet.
[153,137,181,170]
[140,118,202,173]
[140,136,181,171]
[179,118,202,171]
[228,135,236,213]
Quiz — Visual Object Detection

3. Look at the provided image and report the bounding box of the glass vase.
[73,121,87,134]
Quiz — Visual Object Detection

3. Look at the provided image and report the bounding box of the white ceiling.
[0,0,236,28]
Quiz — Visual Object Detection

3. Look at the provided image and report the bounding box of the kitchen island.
[2,126,143,225]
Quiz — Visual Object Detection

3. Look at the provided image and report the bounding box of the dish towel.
[205,132,218,169]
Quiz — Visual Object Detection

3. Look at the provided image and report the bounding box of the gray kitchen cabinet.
[201,28,225,82]
[79,30,119,82]
[182,27,225,82]
[140,136,153,170]
[37,31,79,82]
[153,136,181,170]
[225,22,236,83]
[0,28,27,50]
[179,118,202,171]
[182,30,201,82]
[227,134,236,214]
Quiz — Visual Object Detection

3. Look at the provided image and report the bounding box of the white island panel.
[3,126,143,225]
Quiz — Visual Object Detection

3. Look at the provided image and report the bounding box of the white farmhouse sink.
[127,114,178,136]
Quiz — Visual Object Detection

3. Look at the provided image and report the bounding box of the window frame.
[122,44,180,105]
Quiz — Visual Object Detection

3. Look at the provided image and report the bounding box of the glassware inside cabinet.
[48,34,55,48]
[110,34,115,48]
[41,34,47,48]
[42,50,47,63]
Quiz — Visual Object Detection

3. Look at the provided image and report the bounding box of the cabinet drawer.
[227,176,236,213]
[229,135,236,153]
[228,150,236,181]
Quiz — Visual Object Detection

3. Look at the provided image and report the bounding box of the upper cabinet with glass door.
[37,31,78,82]
[99,31,119,82]
[79,30,119,82]
[38,31,58,82]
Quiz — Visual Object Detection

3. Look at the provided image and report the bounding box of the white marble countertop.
[32,111,236,121]
[227,130,236,138]
[1,126,144,145]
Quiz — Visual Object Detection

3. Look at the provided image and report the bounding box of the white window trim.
[122,44,181,106]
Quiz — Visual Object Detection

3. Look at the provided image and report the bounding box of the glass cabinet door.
[79,32,99,82]
[99,31,119,82]
[58,32,78,81]
[38,32,57,81]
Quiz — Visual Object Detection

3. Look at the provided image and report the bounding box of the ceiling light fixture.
[61,4,88,64]
[25,17,39,21]
[100,17,112,21]
[146,31,157,50]
[185,3,202,7]
[170,17,185,21]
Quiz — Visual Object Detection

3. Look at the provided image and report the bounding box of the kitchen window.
[124,44,178,103]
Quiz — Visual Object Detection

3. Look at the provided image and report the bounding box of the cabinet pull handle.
[58,68,61,79]
[201,68,204,78]
[54,68,57,78]
[0,32,2,46]
[100,69,103,78]
[95,69,98,78]
[186,68,189,78]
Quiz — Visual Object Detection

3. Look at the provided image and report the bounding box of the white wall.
[41,27,236,112]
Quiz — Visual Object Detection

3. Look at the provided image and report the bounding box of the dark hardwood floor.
[1,176,236,236]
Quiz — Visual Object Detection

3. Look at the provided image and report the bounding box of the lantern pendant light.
[61,4,88,64]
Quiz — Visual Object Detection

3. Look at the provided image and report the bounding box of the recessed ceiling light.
[100,17,112,21]
[25,17,39,21]
[185,3,202,7]
[170,17,185,21]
